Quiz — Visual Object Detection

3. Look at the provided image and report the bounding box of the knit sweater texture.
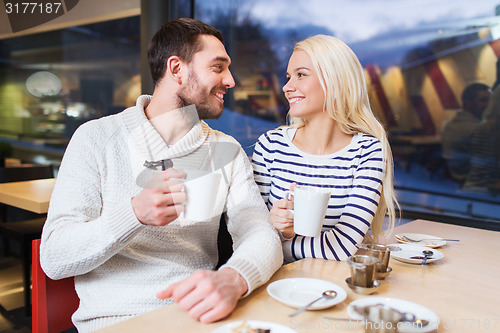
[40,95,282,332]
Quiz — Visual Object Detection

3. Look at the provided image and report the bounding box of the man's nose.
[224,70,235,88]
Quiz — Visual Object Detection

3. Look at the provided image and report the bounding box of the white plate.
[388,243,444,264]
[395,233,446,248]
[212,320,297,333]
[347,297,440,332]
[267,278,347,310]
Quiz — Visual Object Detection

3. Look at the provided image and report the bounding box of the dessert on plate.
[232,321,271,333]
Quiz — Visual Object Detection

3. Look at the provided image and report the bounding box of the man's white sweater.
[40,95,282,332]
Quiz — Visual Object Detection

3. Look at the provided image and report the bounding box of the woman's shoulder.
[355,133,382,148]
[257,126,290,144]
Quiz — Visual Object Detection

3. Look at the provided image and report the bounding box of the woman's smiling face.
[283,50,325,120]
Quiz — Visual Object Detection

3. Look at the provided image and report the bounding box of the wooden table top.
[4,158,21,167]
[95,219,500,333]
[0,178,55,214]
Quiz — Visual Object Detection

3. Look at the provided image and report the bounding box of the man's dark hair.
[147,18,224,87]
[461,83,490,104]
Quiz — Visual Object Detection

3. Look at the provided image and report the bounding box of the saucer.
[267,278,347,310]
[375,266,392,280]
[345,277,381,295]
[347,297,440,332]
[388,243,444,264]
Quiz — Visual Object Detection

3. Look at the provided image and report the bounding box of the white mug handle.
[284,190,294,214]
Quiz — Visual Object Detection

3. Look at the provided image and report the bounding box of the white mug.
[181,170,221,223]
[286,185,330,237]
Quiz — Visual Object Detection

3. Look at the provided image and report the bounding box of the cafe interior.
[0,0,499,332]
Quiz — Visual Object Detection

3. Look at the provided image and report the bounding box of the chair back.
[0,164,53,183]
[216,215,233,268]
[32,239,79,333]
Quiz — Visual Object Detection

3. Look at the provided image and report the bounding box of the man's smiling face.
[177,35,235,119]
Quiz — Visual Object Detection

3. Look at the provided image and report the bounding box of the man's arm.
[40,122,186,280]
[219,146,283,293]
[156,138,283,323]
[157,268,247,323]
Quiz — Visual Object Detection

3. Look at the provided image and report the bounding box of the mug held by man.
[181,169,221,223]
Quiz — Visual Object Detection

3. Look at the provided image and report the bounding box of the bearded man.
[40,18,282,333]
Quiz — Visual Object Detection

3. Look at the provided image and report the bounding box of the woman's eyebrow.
[286,67,311,76]
[293,66,311,72]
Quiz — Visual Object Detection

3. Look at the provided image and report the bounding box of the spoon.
[323,316,430,327]
[414,319,430,326]
[289,290,337,317]
[421,250,434,265]
[401,235,460,242]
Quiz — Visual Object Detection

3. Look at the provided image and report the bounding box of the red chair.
[32,239,79,333]
[0,164,54,316]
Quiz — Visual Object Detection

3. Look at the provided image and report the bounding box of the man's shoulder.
[86,95,149,134]
[77,112,121,134]
[203,122,241,146]
[201,123,248,170]
[71,107,136,145]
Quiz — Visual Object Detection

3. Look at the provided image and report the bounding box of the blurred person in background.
[464,85,500,193]
[441,83,491,184]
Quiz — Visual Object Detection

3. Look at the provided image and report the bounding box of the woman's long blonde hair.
[290,34,399,242]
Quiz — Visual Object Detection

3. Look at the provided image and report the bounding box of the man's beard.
[177,71,224,120]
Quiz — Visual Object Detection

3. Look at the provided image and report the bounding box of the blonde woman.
[252,35,398,263]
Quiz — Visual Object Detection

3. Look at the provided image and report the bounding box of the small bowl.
[375,266,392,280]
[345,277,381,295]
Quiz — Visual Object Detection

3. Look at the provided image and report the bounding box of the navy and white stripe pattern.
[252,127,384,263]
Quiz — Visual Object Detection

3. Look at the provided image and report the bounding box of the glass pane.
[1,1,498,226]
[0,16,140,165]
[196,0,500,225]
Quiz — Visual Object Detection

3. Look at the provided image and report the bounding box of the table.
[95,219,500,333]
[5,157,21,167]
[0,178,56,214]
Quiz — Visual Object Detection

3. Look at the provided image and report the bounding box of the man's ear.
[166,56,183,84]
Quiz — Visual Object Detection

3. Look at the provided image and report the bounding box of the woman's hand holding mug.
[270,183,297,239]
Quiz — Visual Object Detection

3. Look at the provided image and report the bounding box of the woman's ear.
[166,56,183,84]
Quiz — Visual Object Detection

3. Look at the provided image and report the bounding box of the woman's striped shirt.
[252,127,384,263]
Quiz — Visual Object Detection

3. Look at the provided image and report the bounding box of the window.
[0,16,141,164]
[197,0,500,227]
[1,0,498,227]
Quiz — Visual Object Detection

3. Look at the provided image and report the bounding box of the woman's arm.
[285,139,384,261]
[251,134,272,205]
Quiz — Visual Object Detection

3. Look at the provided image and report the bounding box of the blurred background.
[1,0,499,230]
